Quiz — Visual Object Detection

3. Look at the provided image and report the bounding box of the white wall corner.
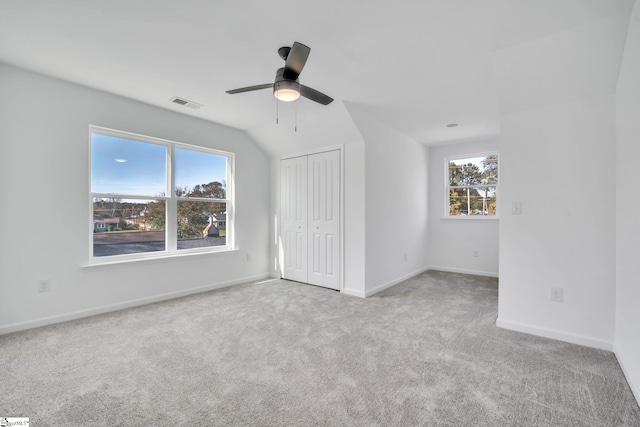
[614,0,640,411]
[365,266,431,298]
[342,288,366,298]
[614,343,640,408]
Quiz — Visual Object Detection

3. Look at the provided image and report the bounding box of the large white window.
[446,153,498,217]
[90,126,233,261]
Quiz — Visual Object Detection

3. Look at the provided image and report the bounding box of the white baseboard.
[343,266,492,298]
[365,266,431,297]
[496,317,613,351]
[0,273,269,335]
[614,343,640,408]
[427,265,499,278]
[342,287,366,298]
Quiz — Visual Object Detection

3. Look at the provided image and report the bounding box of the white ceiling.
[0,0,634,154]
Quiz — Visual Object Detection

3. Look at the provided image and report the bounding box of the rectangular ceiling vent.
[170,96,203,110]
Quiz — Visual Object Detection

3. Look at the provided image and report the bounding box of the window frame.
[89,125,234,264]
[444,151,499,219]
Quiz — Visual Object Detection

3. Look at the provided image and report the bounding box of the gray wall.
[615,0,640,405]
[0,64,271,332]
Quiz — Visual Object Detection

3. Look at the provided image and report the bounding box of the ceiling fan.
[226,42,333,105]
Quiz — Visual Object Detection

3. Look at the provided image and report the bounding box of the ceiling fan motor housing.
[273,67,300,101]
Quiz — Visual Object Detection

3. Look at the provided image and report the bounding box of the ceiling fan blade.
[226,83,272,94]
[300,85,333,105]
[283,42,310,80]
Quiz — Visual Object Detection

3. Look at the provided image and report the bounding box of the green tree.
[140,182,226,237]
[187,181,226,199]
[177,181,226,239]
[479,155,498,215]
[177,201,209,238]
[481,155,498,184]
[449,189,462,215]
[144,200,166,231]
[454,162,482,215]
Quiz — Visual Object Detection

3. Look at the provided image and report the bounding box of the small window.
[90,126,233,261]
[447,153,498,217]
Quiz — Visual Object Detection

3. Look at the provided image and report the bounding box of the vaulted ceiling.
[0,0,633,155]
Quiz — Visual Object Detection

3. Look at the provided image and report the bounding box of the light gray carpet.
[1,271,639,426]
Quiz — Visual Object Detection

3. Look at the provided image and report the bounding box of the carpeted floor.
[1,271,639,426]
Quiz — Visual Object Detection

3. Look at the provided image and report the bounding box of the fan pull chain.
[276,99,279,124]
[295,100,298,132]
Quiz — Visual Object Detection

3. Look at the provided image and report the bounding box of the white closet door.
[280,156,308,283]
[307,150,340,290]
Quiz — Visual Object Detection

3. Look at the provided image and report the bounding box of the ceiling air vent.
[170,97,203,110]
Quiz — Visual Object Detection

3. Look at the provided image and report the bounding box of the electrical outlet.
[473,249,479,257]
[550,287,563,302]
[38,279,51,293]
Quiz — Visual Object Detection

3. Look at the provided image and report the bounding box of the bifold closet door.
[307,150,340,290]
[280,150,340,290]
[280,156,308,283]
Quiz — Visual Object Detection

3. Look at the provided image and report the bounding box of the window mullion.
[176,197,230,203]
[166,145,177,252]
[91,193,170,201]
[223,152,233,249]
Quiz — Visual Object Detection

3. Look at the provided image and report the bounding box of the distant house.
[204,213,226,237]
[212,212,226,231]
[93,217,121,232]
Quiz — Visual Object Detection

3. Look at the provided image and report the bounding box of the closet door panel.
[280,156,308,282]
[307,150,340,289]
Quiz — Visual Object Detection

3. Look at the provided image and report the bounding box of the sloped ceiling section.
[492,11,632,115]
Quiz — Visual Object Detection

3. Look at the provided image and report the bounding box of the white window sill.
[83,247,239,270]
[440,216,499,221]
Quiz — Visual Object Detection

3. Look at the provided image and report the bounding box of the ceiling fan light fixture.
[227,42,332,105]
[274,81,300,102]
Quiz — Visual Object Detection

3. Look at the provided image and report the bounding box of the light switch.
[512,201,522,215]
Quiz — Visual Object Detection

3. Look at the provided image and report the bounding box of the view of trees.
[449,155,498,216]
[93,181,226,238]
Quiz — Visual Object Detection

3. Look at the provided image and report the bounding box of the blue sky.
[175,147,226,192]
[91,133,226,196]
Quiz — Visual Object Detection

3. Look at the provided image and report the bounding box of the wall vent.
[170,97,203,110]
